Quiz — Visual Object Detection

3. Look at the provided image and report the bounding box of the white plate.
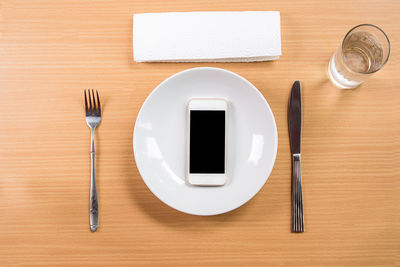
[133,67,278,215]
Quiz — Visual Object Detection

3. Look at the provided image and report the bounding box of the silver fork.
[84,89,101,232]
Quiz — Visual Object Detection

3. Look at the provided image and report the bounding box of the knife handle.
[292,154,304,232]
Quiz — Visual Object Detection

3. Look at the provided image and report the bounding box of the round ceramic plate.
[133,67,278,215]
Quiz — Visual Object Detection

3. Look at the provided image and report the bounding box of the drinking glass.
[328,24,390,89]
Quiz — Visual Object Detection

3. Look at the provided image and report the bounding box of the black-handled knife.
[288,81,304,233]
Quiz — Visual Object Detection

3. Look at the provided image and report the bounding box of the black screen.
[189,110,225,174]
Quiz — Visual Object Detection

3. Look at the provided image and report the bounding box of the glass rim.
[341,24,391,75]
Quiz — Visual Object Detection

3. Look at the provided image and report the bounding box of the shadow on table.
[129,176,254,228]
[124,157,263,230]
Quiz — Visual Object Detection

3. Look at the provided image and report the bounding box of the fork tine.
[84,90,88,113]
[96,90,101,114]
[88,89,93,112]
[91,89,96,111]
[91,89,96,113]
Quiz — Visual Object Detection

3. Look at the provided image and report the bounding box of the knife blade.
[288,80,304,233]
[288,81,302,155]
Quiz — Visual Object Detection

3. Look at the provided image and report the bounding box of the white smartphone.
[187,98,228,186]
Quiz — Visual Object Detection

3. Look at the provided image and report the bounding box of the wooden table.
[0,0,399,266]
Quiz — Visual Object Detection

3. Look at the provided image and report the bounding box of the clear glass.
[328,24,390,89]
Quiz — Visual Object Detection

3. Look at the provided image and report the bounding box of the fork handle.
[292,154,304,233]
[90,129,98,232]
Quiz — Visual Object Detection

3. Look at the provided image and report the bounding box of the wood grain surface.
[0,0,399,266]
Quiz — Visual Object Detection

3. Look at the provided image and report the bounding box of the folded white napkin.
[133,11,281,62]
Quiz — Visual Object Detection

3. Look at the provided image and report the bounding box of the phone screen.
[189,110,225,174]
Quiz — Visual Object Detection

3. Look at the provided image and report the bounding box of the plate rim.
[133,67,278,216]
